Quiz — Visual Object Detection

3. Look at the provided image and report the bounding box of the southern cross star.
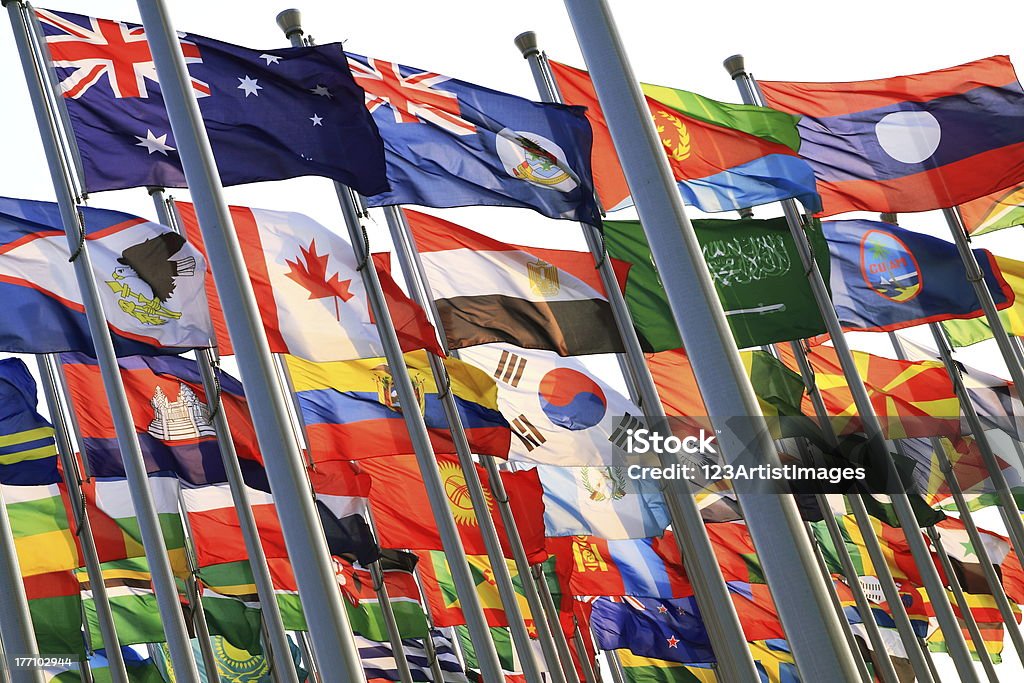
[134,129,175,155]
[237,75,263,97]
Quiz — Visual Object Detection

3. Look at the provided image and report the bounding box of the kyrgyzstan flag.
[760,55,1024,216]
[175,202,440,361]
[405,209,629,356]
[359,454,546,562]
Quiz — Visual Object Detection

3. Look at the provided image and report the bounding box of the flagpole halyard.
[7,1,202,678]
[727,55,983,683]
[153,188,301,683]
[132,1,369,679]
[34,355,130,683]
[515,30,765,683]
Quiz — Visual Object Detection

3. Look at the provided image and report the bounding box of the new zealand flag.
[346,53,601,225]
[35,8,388,196]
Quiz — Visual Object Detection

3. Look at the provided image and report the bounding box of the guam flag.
[761,56,1024,216]
[823,219,1013,331]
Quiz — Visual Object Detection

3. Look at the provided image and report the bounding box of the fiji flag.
[823,219,1013,332]
[0,359,60,486]
[346,53,601,225]
[761,56,1024,216]
[0,197,212,356]
[35,8,388,196]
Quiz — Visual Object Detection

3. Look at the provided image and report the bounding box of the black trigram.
[511,413,546,451]
[493,349,528,387]
[609,413,644,450]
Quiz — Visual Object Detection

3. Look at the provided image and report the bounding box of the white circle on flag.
[875,110,941,164]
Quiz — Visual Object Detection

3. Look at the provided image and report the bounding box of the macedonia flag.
[776,344,960,439]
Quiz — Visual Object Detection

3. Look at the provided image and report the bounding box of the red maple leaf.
[285,240,354,320]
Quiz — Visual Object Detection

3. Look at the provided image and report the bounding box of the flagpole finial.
[275,9,304,42]
[723,54,747,80]
[514,31,540,58]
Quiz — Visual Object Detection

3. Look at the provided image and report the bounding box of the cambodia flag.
[761,56,1024,216]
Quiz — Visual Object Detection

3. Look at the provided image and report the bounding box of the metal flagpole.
[559,4,861,680]
[295,632,322,683]
[926,323,1024,556]
[175,488,221,682]
[888,330,1024,660]
[726,55,982,683]
[421,631,447,683]
[133,2,369,679]
[380,203,563,683]
[785,343,927,683]
[0,488,41,683]
[513,31,763,683]
[570,619,597,683]
[532,565,582,683]
[377,209,544,683]
[151,189,301,683]
[269,11,501,679]
[34,356,129,683]
[925,525,999,682]
[8,2,202,678]
[603,650,626,683]
[945,207,1024,391]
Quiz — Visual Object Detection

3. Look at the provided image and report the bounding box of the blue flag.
[823,219,1013,332]
[0,197,213,356]
[589,596,715,664]
[345,53,601,225]
[0,359,60,486]
[36,8,388,196]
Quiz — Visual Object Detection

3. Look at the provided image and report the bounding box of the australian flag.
[346,53,601,225]
[35,8,388,196]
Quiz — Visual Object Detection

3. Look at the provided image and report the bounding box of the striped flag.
[358,629,469,682]
[406,209,629,356]
[0,358,59,485]
[77,557,183,646]
[24,570,85,656]
[3,483,80,577]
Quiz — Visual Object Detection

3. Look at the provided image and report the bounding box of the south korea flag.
[457,343,644,466]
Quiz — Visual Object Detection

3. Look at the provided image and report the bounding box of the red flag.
[359,455,545,561]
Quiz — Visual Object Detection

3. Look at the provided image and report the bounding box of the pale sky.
[2,1,1023,679]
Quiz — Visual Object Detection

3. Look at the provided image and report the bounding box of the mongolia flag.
[0,197,212,355]
[175,202,440,361]
[545,535,691,598]
[550,61,821,214]
[823,219,1013,331]
[406,210,630,356]
[760,56,1024,216]
[285,351,510,461]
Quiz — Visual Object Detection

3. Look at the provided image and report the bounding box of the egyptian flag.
[761,55,1024,216]
[405,210,630,356]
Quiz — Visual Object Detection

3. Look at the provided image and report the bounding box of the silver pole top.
[275,9,304,41]
[723,54,746,79]
[514,31,539,58]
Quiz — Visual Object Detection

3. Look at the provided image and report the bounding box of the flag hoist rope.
[134,0,373,679]
[272,11,506,681]
[152,189,301,683]
[9,1,202,679]
[725,54,982,683]
[552,4,866,679]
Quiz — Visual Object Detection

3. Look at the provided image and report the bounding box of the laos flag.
[761,56,1024,216]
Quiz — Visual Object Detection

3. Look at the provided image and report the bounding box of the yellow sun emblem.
[439,460,493,526]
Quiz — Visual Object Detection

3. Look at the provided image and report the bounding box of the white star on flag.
[310,84,333,98]
[134,129,175,155]
[259,53,281,65]
[310,114,323,126]
[237,75,263,97]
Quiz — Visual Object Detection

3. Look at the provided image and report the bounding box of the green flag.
[942,254,1024,347]
[77,557,172,647]
[603,217,828,350]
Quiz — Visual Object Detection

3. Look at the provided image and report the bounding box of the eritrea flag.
[761,55,1024,216]
[550,61,820,214]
